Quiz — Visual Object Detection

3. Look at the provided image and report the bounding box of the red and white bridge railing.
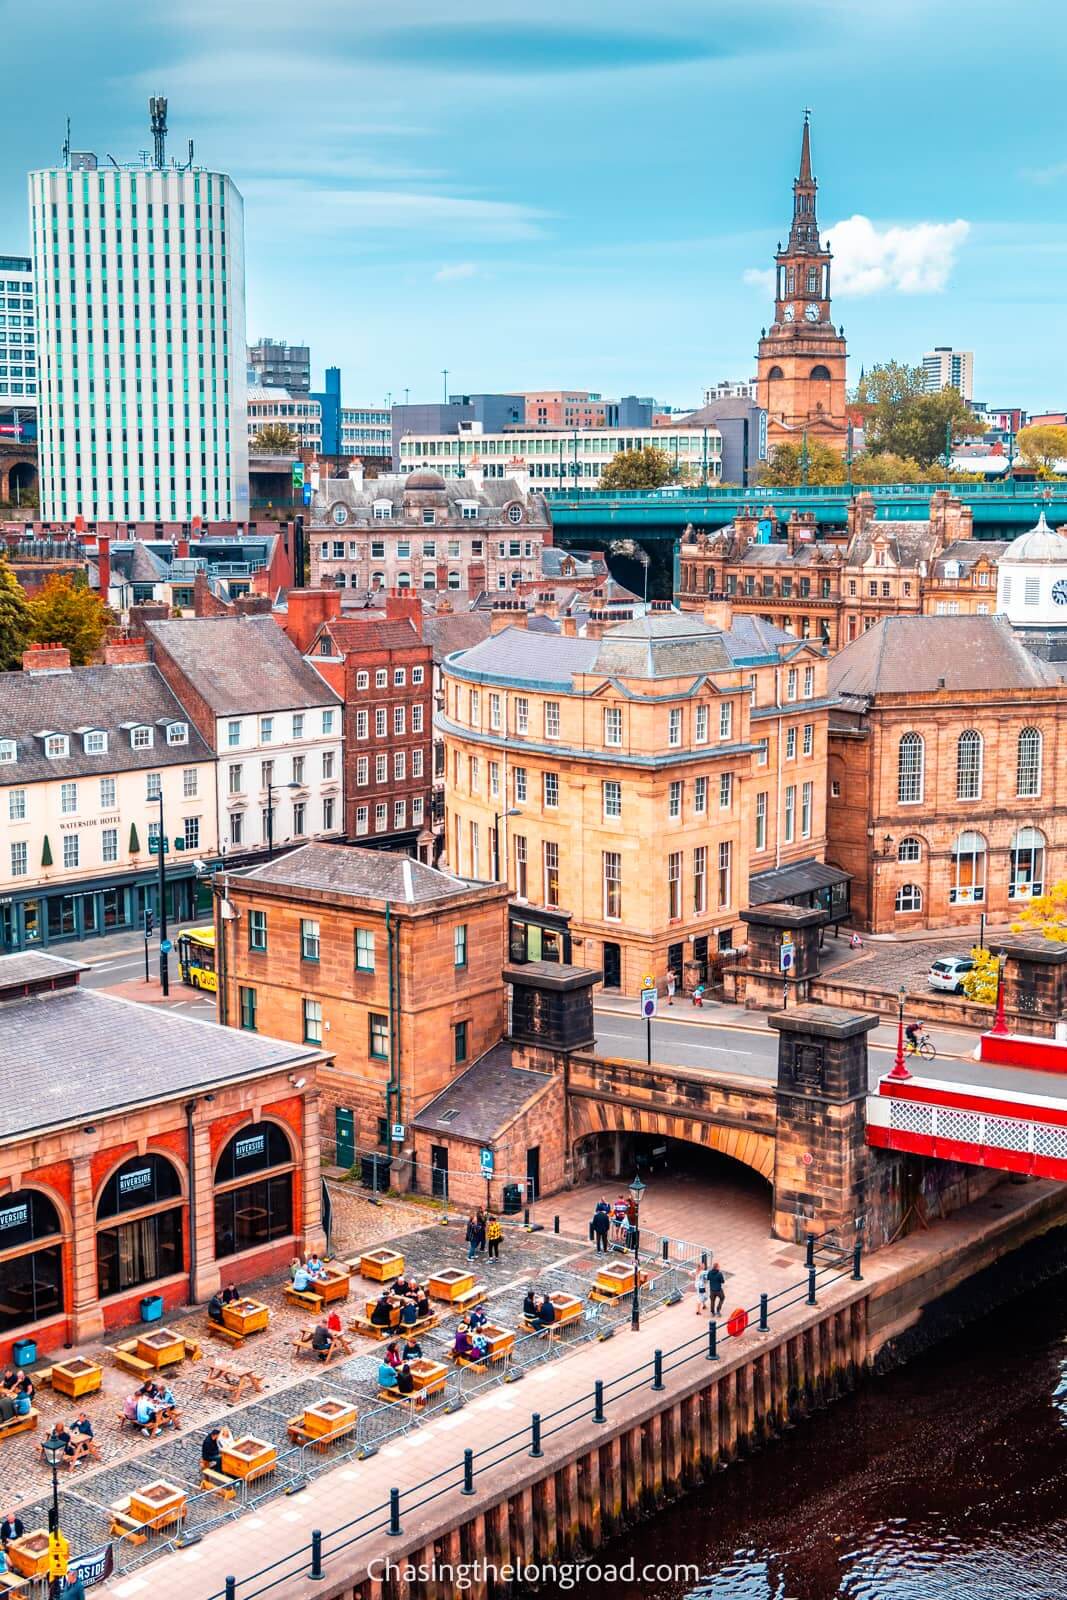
[867,1072,1067,1181]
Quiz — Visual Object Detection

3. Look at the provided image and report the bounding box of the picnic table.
[201,1363,265,1404]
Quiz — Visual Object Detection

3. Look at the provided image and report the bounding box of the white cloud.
[823,214,970,295]
[241,182,548,242]
[434,262,480,282]
[742,266,775,294]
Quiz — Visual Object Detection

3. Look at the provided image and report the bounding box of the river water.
[566,1275,1067,1600]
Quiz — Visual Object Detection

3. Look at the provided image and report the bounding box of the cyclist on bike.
[905,1019,924,1052]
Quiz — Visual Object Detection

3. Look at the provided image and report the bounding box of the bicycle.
[904,1033,936,1060]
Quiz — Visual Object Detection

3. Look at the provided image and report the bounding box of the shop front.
[0,862,215,953]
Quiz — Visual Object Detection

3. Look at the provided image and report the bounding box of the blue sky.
[3,0,1066,410]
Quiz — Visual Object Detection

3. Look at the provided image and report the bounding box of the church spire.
[798,108,813,184]
[788,110,820,251]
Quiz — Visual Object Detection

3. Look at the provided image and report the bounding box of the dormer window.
[422,508,436,526]
[373,501,392,520]
[45,735,69,759]
[506,504,524,525]
[131,726,153,750]
[0,740,16,764]
[166,722,188,746]
[460,504,479,520]
[319,636,332,656]
[83,730,108,755]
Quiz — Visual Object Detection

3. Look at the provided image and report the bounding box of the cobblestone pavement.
[820,933,986,1000]
[6,1190,685,1577]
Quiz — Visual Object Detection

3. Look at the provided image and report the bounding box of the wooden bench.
[200,1467,238,1501]
[0,1408,38,1442]
[284,1285,323,1314]
[109,1347,155,1379]
[206,1319,246,1349]
[451,1286,487,1313]
[108,1508,149,1545]
[377,1387,433,1409]
[293,1330,352,1368]
[202,1365,264,1404]
[285,1415,358,1449]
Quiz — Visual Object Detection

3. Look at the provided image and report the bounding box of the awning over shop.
[748,857,851,918]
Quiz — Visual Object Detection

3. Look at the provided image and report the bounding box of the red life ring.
[727,1306,749,1338]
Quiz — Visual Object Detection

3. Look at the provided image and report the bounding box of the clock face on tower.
[1052,579,1067,605]
[781,304,795,323]
[804,303,821,322]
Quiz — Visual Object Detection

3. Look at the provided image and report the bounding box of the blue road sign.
[160,939,172,954]
[479,1147,494,1177]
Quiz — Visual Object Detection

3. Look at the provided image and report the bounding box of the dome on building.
[404,468,447,492]
[999,511,1067,565]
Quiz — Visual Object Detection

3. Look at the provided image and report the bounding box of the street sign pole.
[640,980,657,1068]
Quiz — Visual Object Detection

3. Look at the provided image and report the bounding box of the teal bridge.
[545,482,1067,540]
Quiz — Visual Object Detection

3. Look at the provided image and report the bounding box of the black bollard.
[759,1293,769,1332]
[554,1215,560,1234]
[524,1206,530,1226]
[652,1349,664,1391]
[707,1320,718,1360]
[310,1529,324,1581]
[661,1238,669,1261]
[805,1233,815,1269]
[530,1413,543,1458]
[852,1241,863,1281]
[807,1266,817,1306]
[225,1581,236,1600]
[462,1448,475,1494]
[593,1380,606,1424]
[388,1487,402,1537]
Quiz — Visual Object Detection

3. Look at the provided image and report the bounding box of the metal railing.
[196,1245,864,1599]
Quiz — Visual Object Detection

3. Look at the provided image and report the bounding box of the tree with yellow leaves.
[1010,882,1067,943]
[961,946,1000,1005]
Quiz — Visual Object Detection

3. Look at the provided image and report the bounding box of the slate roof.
[423,611,492,664]
[448,628,600,685]
[312,473,551,529]
[0,959,321,1140]
[749,857,850,906]
[827,615,1063,700]
[316,618,424,655]
[846,521,940,568]
[146,617,340,715]
[237,842,481,903]
[932,540,1008,578]
[412,1043,555,1143]
[0,662,213,783]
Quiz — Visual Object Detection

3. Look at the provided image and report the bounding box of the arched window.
[1017,727,1042,797]
[1010,827,1045,901]
[767,365,784,380]
[951,831,986,905]
[956,730,983,800]
[898,732,924,804]
[214,1122,295,1260]
[897,836,922,862]
[96,1153,184,1300]
[371,571,385,589]
[807,267,819,292]
[810,365,831,381]
[422,572,438,590]
[0,1189,65,1334]
[396,572,411,590]
[332,572,345,588]
[895,884,922,912]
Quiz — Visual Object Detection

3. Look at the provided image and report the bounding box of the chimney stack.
[23,643,72,673]
[95,534,111,598]
[284,587,342,653]
[347,458,364,489]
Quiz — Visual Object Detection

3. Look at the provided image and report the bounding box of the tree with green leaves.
[250,423,299,455]
[41,836,52,868]
[1015,424,1067,475]
[854,361,984,467]
[599,446,676,491]
[758,439,846,487]
[29,573,112,666]
[0,558,32,670]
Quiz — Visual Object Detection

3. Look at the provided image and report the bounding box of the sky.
[2,0,1066,411]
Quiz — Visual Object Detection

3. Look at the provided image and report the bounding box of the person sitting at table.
[384,1340,403,1370]
[415,1288,432,1319]
[156,1384,181,1428]
[311,1321,333,1363]
[221,1283,240,1305]
[134,1392,160,1439]
[208,1290,225,1324]
[452,1325,476,1360]
[0,1369,16,1396]
[468,1304,487,1331]
[326,1307,343,1335]
[292,1261,312,1294]
[399,1296,419,1327]
[15,1373,33,1406]
[401,1336,423,1362]
[217,1423,235,1452]
[370,1292,394,1328]
[535,1295,557,1330]
[288,1257,302,1283]
[378,1359,398,1391]
[201,1428,223,1472]
[70,1412,97,1462]
[0,1511,24,1546]
[41,1422,73,1464]
[305,1251,327,1281]
[522,1288,540,1322]
[0,1396,14,1426]
[396,1363,415,1396]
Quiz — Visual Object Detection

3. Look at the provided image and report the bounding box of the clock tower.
[756,114,849,453]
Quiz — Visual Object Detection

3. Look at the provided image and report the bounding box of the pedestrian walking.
[476,1206,488,1252]
[486,1212,503,1261]
[694,1264,709,1316]
[465,1212,484,1261]
[590,1202,611,1253]
[666,968,677,1005]
[707,1260,726,1316]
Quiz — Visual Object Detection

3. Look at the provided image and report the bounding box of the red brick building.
[285,589,434,856]
[0,952,326,1359]
[827,615,1067,931]
[215,844,510,1172]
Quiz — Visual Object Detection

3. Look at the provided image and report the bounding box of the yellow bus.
[177,926,217,992]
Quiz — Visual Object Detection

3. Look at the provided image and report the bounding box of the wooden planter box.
[316,1270,350,1305]
[428,1269,474,1303]
[129,1480,188,1526]
[548,1293,583,1324]
[51,1357,102,1398]
[479,1324,516,1360]
[222,1299,270,1337]
[221,1436,277,1480]
[302,1399,358,1439]
[364,1297,401,1328]
[359,1248,404,1282]
[407,1359,447,1394]
[136,1328,186,1367]
[595,1262,638,1295]
[8,1532,50,1579]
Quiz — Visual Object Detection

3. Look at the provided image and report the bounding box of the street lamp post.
[150,789,169,997]
[493,808,520,883]
[628,1173,646,1331]
[41,1431,68,1596]
[888,983,911,1080]
[266,780,302,862]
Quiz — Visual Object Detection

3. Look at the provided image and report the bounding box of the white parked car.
[928,956,974,994]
